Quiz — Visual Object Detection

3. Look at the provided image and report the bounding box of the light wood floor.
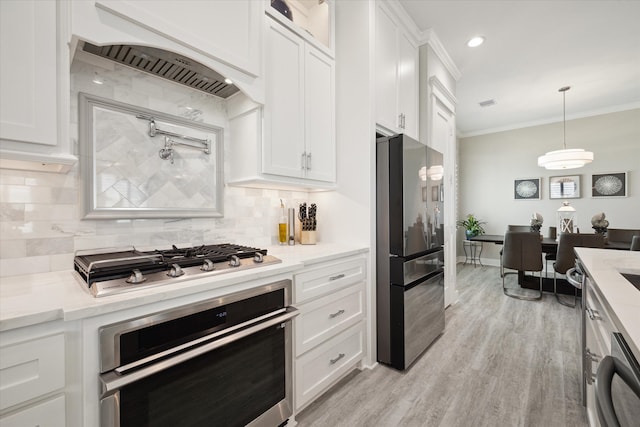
[295,264,589,427]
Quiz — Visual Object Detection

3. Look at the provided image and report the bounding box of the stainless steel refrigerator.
[376,133,445,370]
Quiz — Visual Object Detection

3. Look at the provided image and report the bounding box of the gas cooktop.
[74,243,281,297]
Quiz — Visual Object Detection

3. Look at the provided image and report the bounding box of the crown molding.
[419,28,461,81]
[458,103,640,138]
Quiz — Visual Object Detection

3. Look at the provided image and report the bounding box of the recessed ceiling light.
[467,36,485,48]
[224,78,233,85]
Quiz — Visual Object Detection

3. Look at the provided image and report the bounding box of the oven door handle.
[100,307,298,396]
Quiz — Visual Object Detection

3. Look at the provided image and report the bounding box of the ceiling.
[398,0,640,137]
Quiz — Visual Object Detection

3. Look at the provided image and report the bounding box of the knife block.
[300,230,316,245]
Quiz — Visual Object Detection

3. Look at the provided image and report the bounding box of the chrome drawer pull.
[329,273,345,281]
[586,307,601,320]
[329,309,345,319]
[586,348,601,363]
[585,348,600,385]
[329,353,345,365]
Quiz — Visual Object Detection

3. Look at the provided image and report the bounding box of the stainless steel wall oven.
[98,280,297,427]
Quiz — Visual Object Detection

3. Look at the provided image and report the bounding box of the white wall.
[419,42,459,306]
[316,0,375,366]
[458,108,640,263]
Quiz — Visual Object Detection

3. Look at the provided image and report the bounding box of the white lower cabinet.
[0,395,65,427]
[295,323,364,410]
[584,276,615,427]
[293,256,366,412]
[0,330,66,426]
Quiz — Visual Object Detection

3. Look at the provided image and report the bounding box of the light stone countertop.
[575,248,640,359]
[0,243,369,332]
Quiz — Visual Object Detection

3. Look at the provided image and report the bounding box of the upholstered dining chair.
[502,231,543,300]
[500,225,533,277]
[553,233,604,307]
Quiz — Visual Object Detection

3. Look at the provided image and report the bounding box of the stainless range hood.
[81,42,240,99]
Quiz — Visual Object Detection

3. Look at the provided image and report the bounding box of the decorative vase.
[465,230,477,240]
[593,226,607,235]
[271,0,293,20]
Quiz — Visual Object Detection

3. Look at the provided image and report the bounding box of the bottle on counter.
[278,199,287,245]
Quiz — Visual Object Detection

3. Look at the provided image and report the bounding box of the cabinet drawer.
[294,258,365,303]
[0,394,65,427]
[0,333,65,410]
[585,282,615,354]
[295,285,363,356]
[295,323,364,410]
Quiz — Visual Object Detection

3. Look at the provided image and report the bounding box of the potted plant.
[457,214,486,240]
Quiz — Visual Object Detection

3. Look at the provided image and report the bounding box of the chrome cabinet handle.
[301,152,306,170]
[101,308,299,395]
[586,348,601,363]
[585,347,600,384]
[586,307,601,320]
[401,113,406,129]
[329,353,345,365]
[307,153,312,170]
[329,273,345,281]
[329,309,345,319]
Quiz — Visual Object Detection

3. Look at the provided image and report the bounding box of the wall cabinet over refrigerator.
[375,1,419,140]
[0,0,75,173]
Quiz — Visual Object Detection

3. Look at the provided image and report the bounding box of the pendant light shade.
[537,148,594,170]
[538,86,594,170]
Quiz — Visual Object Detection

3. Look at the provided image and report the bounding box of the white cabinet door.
[263,18,336,184]
[375,3,399,133]
[264,19,305,178]
[304,46,335,182]
[0,333,65,411]
[375,2,418,139]
[0,395,65,427]
[0,0,57,146]
[398,31,418,139]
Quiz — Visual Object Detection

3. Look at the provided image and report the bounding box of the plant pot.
[465,230,477,240]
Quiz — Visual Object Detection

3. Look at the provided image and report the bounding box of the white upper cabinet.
[266,0,334,58]
[227,17,335,190]
[263,18,335,184]
[375,1,419,139]
[263,20,306,179]
[71,0,264,102]
[0,0,75,172]
[303,46,335,182]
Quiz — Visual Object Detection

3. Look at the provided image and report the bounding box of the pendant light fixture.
[538,86,594,170]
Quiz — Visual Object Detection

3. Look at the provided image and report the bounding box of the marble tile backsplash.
[0,57,309,278]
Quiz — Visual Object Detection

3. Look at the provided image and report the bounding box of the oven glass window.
[119,324,285,427]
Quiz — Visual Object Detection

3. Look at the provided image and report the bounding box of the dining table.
[469,233,631,293]
[470,234,631,251]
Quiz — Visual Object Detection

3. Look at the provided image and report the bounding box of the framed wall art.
[514,178,541,200]
[432,185,439,202]
[549,175,581,199]
[592,172,627,197]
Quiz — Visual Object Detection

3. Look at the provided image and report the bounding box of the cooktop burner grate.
[73,243,278,297]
